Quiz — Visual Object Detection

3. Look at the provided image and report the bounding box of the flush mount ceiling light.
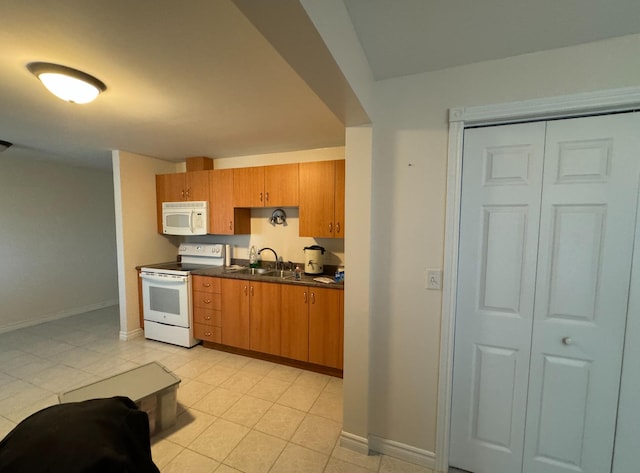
[27,62,106,104]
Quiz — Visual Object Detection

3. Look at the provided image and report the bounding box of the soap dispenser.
[249,245,257,268]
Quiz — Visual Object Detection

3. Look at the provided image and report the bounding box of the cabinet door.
[233,166,265,207]
[281,285,309,362]
[334,160,345,238]
[157,173,187,202]
[155,173,186,232]
[221,278,250,349]
[264,163,299,207]
[249,282,281,356]
[299,161,335,237]
[210,169,251,235]
[308,287,343,369]
[185,170,210,201]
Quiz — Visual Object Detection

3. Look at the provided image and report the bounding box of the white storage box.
[58,362,180,436]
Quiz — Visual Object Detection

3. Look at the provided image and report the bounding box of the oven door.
[140,271,191,328]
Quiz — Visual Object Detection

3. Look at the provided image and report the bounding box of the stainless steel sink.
[226,267,304,280]
[230,267,278,276]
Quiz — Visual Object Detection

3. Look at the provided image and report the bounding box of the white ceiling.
[343,0,640,80]
[1,0,639,169]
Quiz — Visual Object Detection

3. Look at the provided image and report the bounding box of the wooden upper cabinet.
[209,169,250,235]
[299,160,345,238]
[233,166,265,207]
[233,164,299,208]
[185,170,210,201]
[333,159,345,238]
[264,163,299,207]
[156,173,186,203]
[156,171,209,203]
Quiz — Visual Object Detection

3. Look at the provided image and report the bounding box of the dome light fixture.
[27,62,106,104]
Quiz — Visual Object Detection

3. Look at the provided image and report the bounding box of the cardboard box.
[59,362,181,436]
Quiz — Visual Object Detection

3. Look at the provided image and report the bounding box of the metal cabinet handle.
[186,188,190,198]
[562,337,573,345]
[204,283,211,287]
[304,292,307,303]
[265,191,269,202]
[243,285,248,296]
[250,286,254,297]
[260,192,263,202]
[229,221,233,231]
[336,222,340,234]
[311,292,315,304]
[205,316,211,321]
[328,222,333,233]
[181,190,185,198]
[204,299,211,304]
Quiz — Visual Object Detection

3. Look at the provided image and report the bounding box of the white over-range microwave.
[162,201,208,235]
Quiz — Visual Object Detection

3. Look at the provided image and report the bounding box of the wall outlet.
[426,269,442,290]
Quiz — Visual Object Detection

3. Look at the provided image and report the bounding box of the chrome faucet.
[257,247,279,270]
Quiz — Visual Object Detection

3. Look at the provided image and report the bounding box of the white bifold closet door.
[449,113,640,473]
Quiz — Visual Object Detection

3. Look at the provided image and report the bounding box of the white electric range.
[139,243,224,347]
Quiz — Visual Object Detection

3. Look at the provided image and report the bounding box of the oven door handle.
[140,272,188,283]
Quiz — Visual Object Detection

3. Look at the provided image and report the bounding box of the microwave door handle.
[190,210,195,233]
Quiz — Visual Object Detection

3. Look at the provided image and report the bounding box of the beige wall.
[0,152,117,332]
[368,34,640,455]
[112,150,178,338]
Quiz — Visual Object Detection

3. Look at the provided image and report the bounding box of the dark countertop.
[192,265,344,290]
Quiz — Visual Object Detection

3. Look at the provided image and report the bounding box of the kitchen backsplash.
[184,207,345,267]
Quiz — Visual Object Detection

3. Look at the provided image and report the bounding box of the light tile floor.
[0,306,434,473]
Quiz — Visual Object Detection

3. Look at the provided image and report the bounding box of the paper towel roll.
[225,244,231,266]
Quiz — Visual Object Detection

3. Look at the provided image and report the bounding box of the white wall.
[302,5,640,466]
[112,150,178,338]
[0,152,118,332]
[368,34,640,460]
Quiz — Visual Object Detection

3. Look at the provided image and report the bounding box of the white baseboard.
[119,327,144,341]
[340,431,370,455]
[0,299,119,334]
[369,435,436,469]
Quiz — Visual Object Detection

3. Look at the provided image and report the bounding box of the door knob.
[562,336,573,345]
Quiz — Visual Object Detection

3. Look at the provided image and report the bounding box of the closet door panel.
[449,122,546,473]
[523,113,640,473]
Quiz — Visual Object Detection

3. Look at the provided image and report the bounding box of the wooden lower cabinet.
[281,285,310,362]
[220,278,251,350]
[212,277,343,371]
[192,276,222,343]
[281,285,343,369]
[249,282,281,356]
[308,287,343,369]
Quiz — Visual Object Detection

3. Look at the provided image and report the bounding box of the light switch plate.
[426,269,442,290]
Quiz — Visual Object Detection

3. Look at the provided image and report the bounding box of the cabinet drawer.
[194,323,221,343]
[193,291,221,310]
[193,307,221,326]
[192,276,221,293]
